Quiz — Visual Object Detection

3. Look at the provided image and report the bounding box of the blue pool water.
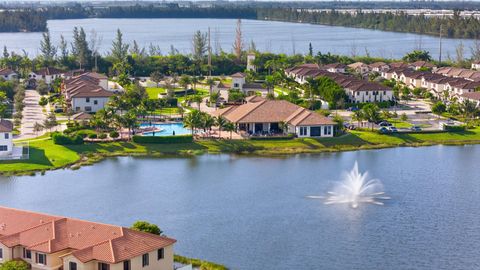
[141,122,191,136]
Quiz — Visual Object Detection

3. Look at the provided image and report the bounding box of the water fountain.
[308,162,390,208]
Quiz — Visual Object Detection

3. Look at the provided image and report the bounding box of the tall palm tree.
[224,122,235,139]
[179,75,191,97]
[215,116,228,138]
[352,110,365,128]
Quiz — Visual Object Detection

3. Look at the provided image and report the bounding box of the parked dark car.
[410,126,422,132]
[388,126,398,133]
[379,127,390,134]
[379,121,392,127]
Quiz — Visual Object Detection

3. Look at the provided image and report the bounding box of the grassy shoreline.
[3,128,480,176]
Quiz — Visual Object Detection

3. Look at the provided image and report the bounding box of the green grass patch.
[4,127,480,175]
[174,255,228,270]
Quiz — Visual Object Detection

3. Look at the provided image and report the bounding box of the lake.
[1,145,480,269]
[0,18,475,59]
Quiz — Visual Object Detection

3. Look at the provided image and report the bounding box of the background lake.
[0,18,475,59]
[1,145,480,269]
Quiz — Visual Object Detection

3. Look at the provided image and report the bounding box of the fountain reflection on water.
[308,162,390,208]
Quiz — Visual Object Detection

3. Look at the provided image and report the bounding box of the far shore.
[2,128,480,176]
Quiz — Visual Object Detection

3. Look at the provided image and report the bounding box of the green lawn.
[3,128,480,175]
[146,87,166,99]
[154,107,179,114]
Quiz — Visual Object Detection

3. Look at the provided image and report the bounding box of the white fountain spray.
[308,162,390,208]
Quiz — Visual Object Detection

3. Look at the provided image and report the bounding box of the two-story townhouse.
[0,207,176,270]
[28,67,65,88]
[348,62,370,74]
[369,62,390,73]
[62,73,115,113]
[0,68,17,81]
[0,120,13,157]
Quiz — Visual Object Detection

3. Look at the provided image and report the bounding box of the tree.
[36,80,49,95]
[216,116,228,138]
[0,92,7,119]
[111,29,129,62]
[460,99,478,119]
[59,35,69,65]
[71,27,91,69]
[402,50,432,62]
[232,19,243,62]
[40,28,56,64]
[192,30,207,61]
[352,110,365,128]
[131,221,162,235]
[0,260,29,270]
[308,42,313,57]
[400,113,408,121]
[183,109,203,136]
[209,91,220,107]
[362,103,382,130]
[206,77,216,95]
[224,121,235,139]
[150,71,163,87]
[179,75,191,97]
[191,95,203,111]
[39,96,48,107]
[43,112,57,132]
[432,101,446,116]
[33,122,44,136]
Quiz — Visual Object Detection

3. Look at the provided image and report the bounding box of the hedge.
[444,125,466,132]
[250,134,295,140]
[132,135,193,144]
[52,132,84,145]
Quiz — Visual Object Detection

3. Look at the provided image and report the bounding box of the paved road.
[18,90,47,139]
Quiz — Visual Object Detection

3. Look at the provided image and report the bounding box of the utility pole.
[208,27,212,77]
[439,24,443,63]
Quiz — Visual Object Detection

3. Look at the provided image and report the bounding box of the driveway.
[17,90,47,139]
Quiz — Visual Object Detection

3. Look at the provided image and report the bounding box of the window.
[0,248,3,259]
[23,248,31,259]
[69,262,77,270]
[94,100,98,105]
[299,127,307,136]
[142,253,149,267]
[123,260,130,270]
[157,248,164,260]
[4,133,9,139]
[0,145,7,151]
[75,107,80,112]
[85,106,92,112]
[86,97,90,103]
[98,263,109,270]
[36,253,47,265]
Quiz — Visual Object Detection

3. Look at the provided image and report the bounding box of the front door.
[310,127,321,137]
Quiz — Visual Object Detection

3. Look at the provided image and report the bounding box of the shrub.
[76,129,96,138]
[250,134,295,140]
[52,132,83,145]
[444,125,466,132]
[109,131,120,138]
[88,133,97,139]
[132,135,193,144]
[98,133,107,139]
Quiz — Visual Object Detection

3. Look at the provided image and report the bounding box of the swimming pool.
[141,122,191,136]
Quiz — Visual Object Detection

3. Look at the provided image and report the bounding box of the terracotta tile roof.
[215,99,333,125]
[348,62,368,69]
[324,63,346,69]
[461,91,480,101]
[0,119,13,132]
[0,68,16,76]
[231,72,246,78]
[389,62,410,69]
[411,61,435,68]
[64,73,113,99]
[72,112,93,120]
[0,206,176,264]
[369,62,388,68]
[35,67,65,76]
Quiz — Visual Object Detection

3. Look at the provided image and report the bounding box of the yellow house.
[0,207,176,270]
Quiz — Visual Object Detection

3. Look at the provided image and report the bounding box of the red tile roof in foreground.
[0,206,176,264]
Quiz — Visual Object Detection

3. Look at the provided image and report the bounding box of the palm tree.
[352,110,364,128]
[202,113,215,135]
[206,78,216,95]
[224,122,235,139]
[461,99,478,119]
[215,116,228,138]
[183,109,202,136]
[191,95,203,111]
[191,76,199,94]
[209,91,220,107]
[179,75,191,97]
[278,121,288,135]
[362,104,382,130]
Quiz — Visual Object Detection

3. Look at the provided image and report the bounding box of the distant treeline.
[2,5,480,39]
[0,10,47,32]
[257,9,480,39]
[0,5,256,32]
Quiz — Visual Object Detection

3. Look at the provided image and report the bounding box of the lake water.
[0,18,475,59]
[1,145,480,269]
